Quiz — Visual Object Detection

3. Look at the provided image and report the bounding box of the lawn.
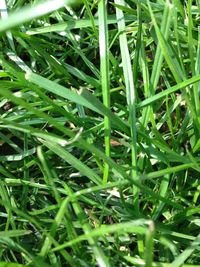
[0,0,200,266]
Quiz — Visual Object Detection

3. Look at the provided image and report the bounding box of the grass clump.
[0,0,200,266]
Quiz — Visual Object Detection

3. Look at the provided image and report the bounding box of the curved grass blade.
[53,219,149,251]
[0,0,76,33]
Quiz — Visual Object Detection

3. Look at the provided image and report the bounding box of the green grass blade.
[98,0,111,183]
[144,221,155,267]
[0,0,15,51]
[0,0,75,33]
[115,0,138,209]
[26,15,135,35]
[137,74,200,109]
[53,219,149,251]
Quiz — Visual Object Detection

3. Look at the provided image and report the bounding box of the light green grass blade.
[37,146,62,204]
[0,0,76,33]
[124,256,200,267]
[82,0,98,37]
[53,219,149,251]
[141,0,172,127]
[187,0,200,115]
[26,15,135,35]
[144,221,155,267]
[195,26,200,116]
[133,1,142,85]
[0,0,15,51]
[0,181,15,231]
[0,263,25,267]
[98,0,111,183]
[0,230,31,238]
[137,74,200,109]
[115,0,138,210]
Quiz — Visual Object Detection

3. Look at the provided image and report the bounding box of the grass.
[0,0,200,266]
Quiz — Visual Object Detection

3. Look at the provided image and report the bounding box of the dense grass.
[0,0,200,266]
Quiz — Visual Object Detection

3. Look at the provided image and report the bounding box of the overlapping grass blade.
[115,0,138,210]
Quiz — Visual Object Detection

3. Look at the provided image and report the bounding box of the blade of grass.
[137,74,200,109]
[0,181,16,231]
[0,230,31,238]
[187,0,200,115]
[144,221,155,267]
[52,219,149,251]
[98,0,111,184]
[149,0,172,95]
[141,0,173,128]
[133,1,142,86]
[115,0,138,210]
[25,15,135,35]
[82,0,98,38]
[0,0,76,33]
[0,0,15,50]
